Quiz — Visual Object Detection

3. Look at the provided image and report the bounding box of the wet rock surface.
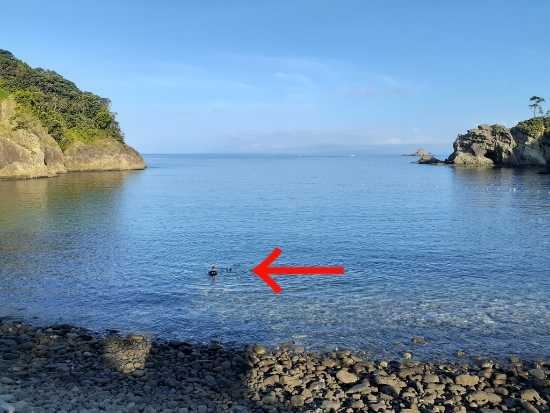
[415,155,444,164]
[1,320,549,413]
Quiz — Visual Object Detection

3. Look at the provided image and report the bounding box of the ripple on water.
[0,155,550,360]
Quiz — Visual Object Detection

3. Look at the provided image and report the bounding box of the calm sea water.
[1,154,550,361]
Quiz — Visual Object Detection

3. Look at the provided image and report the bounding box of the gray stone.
[253,345,266,355]
[261,395,277,404]
[346,381,370,393]
[520,389,541,402]
[321,400,341,410]
[423,374,440,383]
[455,374,480,386]
[374,375,406,387]
[0,377,14,384]
[521,402,539,413]
[399,367,423,378]
[92,377,110,384]
[528,369,546,379]
[132,370,146,378]
[380,385,401,396]
[279,375,301,387]
[290,395,304,407]
[308,380,325,390]
[465,391,502,405]
[262,375,279,387]
[2,353,19,360]
[370,401,386,412]
[478,409,503,413]
[336,369,359,384]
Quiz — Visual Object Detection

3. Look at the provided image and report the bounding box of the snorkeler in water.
[208,266,217,276]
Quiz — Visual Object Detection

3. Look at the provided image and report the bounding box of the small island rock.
[403,148,427,156]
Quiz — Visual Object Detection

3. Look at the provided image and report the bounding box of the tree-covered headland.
[0,49,124,151]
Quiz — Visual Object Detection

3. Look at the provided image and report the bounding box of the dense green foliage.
[491,124,510,135]
[0,86,9,101]
[0,49,124,150]
[516,117,550,138]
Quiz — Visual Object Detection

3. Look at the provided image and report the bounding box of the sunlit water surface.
[1,154,549,361]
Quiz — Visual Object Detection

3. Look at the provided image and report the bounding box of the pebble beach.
[1,320,549,413]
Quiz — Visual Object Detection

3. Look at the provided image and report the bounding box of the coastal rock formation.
[446,123,550,166]
[416,155,443,164]
[403,148,427,156]
[63,139,146,172]
[0,98,145,178]
[0,49,146,179]
[0,98,66,179]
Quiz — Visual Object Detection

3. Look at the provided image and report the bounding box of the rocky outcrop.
[63,139,146,172]
[446,123,550,166]
[403,148,427,156]
[416,155,443,164]
[0,98,145,179]
[0,98,67,179]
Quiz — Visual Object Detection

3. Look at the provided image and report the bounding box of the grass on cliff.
[0,49,124,151]
[0,86,9,101]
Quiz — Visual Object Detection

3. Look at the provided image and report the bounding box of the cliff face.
[0,98,67,179]
[63,139,145,172]
[446,123,550,166]
[0,98,145,179]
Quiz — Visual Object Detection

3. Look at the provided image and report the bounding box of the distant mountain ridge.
[0,49,145,179]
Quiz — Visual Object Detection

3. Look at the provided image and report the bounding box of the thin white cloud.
[381,75,398,87]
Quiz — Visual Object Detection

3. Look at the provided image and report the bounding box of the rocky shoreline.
[1,320,549,413]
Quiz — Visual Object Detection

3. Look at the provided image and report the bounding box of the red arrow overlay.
[251,248,345,294]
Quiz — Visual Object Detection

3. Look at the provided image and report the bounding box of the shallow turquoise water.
[1,154,549,360]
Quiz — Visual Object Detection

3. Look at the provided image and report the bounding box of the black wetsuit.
[208,270,217,276]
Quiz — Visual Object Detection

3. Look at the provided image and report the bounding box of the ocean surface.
[1,154,550,361]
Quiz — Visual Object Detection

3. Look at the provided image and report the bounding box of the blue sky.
[1,1,549,154]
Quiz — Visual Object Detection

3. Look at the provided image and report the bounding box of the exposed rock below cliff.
[446,123,550,166]
[0,98,145,179]
[416,155,443,164]
[403,148,427,156]
[63,140,146,172]
[0,98,66,179]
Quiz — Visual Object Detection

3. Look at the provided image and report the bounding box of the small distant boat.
[351,154,355,157]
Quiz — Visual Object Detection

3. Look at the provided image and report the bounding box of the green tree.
[95,108,115,129]
[529,96,545,118]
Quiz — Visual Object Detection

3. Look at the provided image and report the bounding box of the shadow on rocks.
[2,320,550,413]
